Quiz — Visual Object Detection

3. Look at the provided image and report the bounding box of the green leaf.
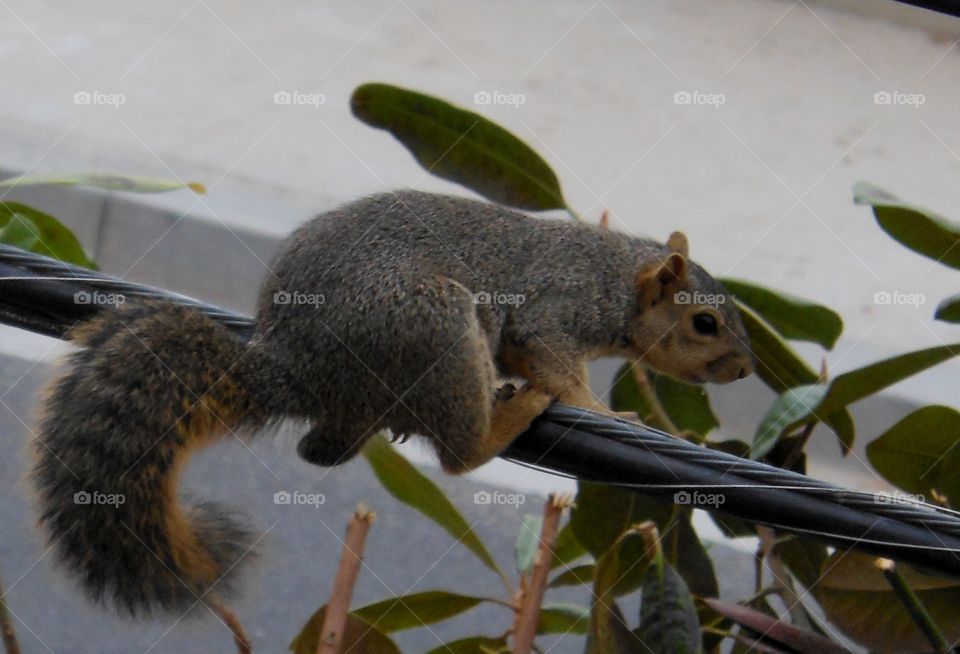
[352,591,485,632]
[515,515,542,574]
[0,213,41,251]
[548,563,595,588]
[0,172,206,194]
[363,436,501,576]
[722,278,842,350]
[816,551,960,653]
[572,483,718,598]
[637,552,702,654]
[854,182,960,270]
[736,302,819,393]
[777,536,828,591]
[821,343,960,414]
[754,343,960,454]
[0,201,96,268]
[611,363,718,437]
[350,83,565,211]
[550,521,586,569]
[537,602,590,635]
[425,637,508,654]
[752,384,828,459]
[290,606,401,654]
[590,527,650,653]
[935,293,960,324]
[866,405,960,506]
[585,600,638,654]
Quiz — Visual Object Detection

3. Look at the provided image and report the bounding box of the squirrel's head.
[628,231,753,385]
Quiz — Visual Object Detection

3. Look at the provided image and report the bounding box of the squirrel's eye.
[692,312,718,336]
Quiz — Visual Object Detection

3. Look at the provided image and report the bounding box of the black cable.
[4,244,960,577]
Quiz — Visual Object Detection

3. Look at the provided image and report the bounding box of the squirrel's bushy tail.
[31,301,268,616]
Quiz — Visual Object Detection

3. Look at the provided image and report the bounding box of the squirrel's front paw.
[613,410,642,423]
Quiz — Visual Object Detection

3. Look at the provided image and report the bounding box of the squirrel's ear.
[635,253,688,306]
[666,231,689,258]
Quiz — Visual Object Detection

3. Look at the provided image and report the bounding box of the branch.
[318,504,376,654]
[208,598,252,654]
[879,559,954,654]
[0,567,20,654]
[512,493,572,654]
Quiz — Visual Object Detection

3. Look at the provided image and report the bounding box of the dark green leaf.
[777,536,828,591]
[572,483,718,598]
[722,278,842,350]
[821,343,960,414]
[425,637,508,654]
[866,405,960,506]
[290,606,401,654]
[611,363,718,437]
[352,590,485,632]
[550,521,587,569]
[935,293,960,324]
[752,385,828,460]
[854,182,960,270]
[825,409,856,455]
[0,202,96,268]
[817,551,960,652]
[363,436,501,575]
[586,599,639,654]
[638,552,702,654]
[737,303,819,393]
[351,83,565,211]
[548,563,595,588]
[754,343,960,454]
[537,603,590,635]
[0,172,206,194]
[515,515,542,574]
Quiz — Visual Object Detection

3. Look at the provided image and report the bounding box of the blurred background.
[0,1,958,651]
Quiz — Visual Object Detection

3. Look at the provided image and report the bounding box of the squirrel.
[31,190,753,616]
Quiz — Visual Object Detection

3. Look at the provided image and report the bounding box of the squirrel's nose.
[737,368,747,379]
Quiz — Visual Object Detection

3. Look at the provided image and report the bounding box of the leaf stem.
[512,493,571,654]
[879,559,955,654]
